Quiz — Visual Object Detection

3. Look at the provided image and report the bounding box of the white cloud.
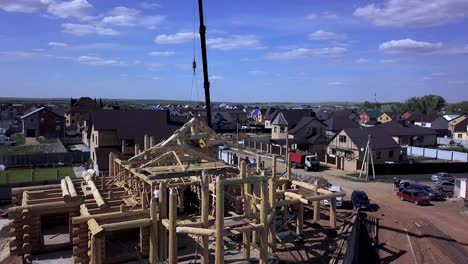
[379,38,442,53]
[422,72,447,80]
[62,23,120,36]
[354,0,468,27]
[48,41,68,47]
[248,70,268,76]
[266,47,347,60]
[76,55,123,66]
[154,32,197,44]
[101,6,165,29]
[305,11,338,20]
[0,50,35,57]
[355,58,371,63]
[152,76,161,80]
[147,63,163,71]
[328,81,345,86]
[207,35,262,50]
[141,2,161,9]
[149,51,176,56]
[309,30,345,41]
[380,58,399,64]
[0,0,48,13]
[47,0,92,20]
[210,75,224,80]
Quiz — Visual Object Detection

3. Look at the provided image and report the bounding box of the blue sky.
[1,0,468,103]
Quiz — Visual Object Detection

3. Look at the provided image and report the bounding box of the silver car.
[431,172,455,183]
[431,181,454,193]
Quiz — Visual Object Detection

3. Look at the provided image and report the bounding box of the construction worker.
[153,184,160,200]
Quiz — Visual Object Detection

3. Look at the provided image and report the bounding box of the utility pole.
[198,0,212,128]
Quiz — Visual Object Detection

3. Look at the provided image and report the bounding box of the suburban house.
[359,109,382,124]
[270,109,315,139]
[250,108,267,123]
[326,128,402,172]
[21,107,65,138]
[377,112,398,123]
[373,120,437,147]
[263,107,277,128]
[286,116,328,154]
[65,97,99,132]
[85,109,180,174]
[409,114,448,136]
[212,111,236,132]
[448,115,467,135]
[453,118,468,140]
[324,116,360,134]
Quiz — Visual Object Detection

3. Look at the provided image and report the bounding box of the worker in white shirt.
[153,184,160,200]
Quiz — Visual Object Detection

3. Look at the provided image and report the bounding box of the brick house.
[21,107,65,138]
[359,109,382,124]
[453,118,468,140]
[65,97,99,132]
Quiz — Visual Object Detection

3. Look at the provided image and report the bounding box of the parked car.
[0,135,16,145]
[431,172,455,183]
[431,181,455,194]
[398,179,416,190]
[323,186,343,207]
[351,190,370,210]
[410,184,443,201]
[397,189,430,205]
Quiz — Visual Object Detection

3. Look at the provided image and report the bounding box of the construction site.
[5,117,358,263]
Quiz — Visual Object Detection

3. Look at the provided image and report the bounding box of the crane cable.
[190,0,200,106]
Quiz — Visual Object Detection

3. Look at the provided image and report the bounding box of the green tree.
[402,94,446,114]
[447,101,468,114]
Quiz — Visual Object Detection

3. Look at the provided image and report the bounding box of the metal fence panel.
[0,152,90,167]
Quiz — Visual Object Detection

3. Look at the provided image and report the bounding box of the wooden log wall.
[73,222,89,263]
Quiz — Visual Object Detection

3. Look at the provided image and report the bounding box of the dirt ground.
[232,148,468,264]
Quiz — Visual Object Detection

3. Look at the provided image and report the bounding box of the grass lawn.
[0,167,76,184]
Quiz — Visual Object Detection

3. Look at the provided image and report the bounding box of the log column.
[168,188,177,264]
[215,175,225,264]
[149,198,159,263]
[313,181,320,223]
[201,171,210,264]
[329,197,336,228]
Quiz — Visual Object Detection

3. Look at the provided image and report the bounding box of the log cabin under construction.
[8,117,346,264]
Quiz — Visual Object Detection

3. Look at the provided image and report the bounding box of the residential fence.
[370,162,468,175]
[0,152,90,167]
[407,146,468,162]
[0,180,60,203]
[437,137,468,147]
[59,137,83,145]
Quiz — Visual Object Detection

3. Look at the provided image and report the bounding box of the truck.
[288,151,320,171]
[0,135,16,146]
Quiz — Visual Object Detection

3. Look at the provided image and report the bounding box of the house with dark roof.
[65,97,99,132]
[21,107,65,138]
[373,120,437,147]
[359,109,382,124]
[271,109,315,139]
[408,114,448,136]
[263,107,277,128]
[250,108,267,124]
[448,115,467,135]
[453,118,468,140]
[324,116,361,133]
[85,109,180,173]
[327,127,401,172]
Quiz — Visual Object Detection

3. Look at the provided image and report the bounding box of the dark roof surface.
[68,97,97,113]
[288,116,326,134]
[372,120,437,136]
[95,147,129,171]
[362,109,382,119]
[407,114,440,123]
[91,109,180,146]
[273,109,315,128]
[343,127,401,150]
[325,116,360,132]
[330,109,358,118]
[454,118,468,132]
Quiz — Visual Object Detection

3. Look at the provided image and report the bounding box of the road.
[229,148,468,264]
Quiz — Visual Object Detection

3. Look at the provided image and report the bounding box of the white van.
[323,185,343,207]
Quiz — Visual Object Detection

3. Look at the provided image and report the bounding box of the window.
[56,125,61,131]
[421,122,426,127]
[332,148,336,155]
[458,134,463,139]
[339,135,347,143]
[312,127,317,135]
[389,151,394,158]
[40,117,45,123]
[29,118,34,123]
[273,127,277,133]
[376,151,381,159]
[280,126,286,133]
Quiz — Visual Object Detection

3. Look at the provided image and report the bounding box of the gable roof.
[68,97,97,113]
[342,127,401,150]
[454,118,468,132]
[20,106,64,119]
[324,116,360,132]
[272,109,315,128]
[362,109,382,119]
[372,120,437,136]
[91,109,180,146]
[288,116,326,134]
[330,109,358,118]
[264,107,277,121]
[381,112,398,120]
[272,112,288,126]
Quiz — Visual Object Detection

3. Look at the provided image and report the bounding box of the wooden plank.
[101,219,151,232]
[61,179,71,202]
[65,176,78,198]
[87,218,104,236]
[84,174,106,209]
